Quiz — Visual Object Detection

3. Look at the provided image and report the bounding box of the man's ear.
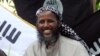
[36,22,38,28]
[58,21,61,27]
[35,20,38,28]
[35,16,38,27]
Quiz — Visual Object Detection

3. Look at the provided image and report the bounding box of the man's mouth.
[44,30,51,34]
[43,30,52,37]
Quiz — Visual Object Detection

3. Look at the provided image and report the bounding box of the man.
[24,6,89,56]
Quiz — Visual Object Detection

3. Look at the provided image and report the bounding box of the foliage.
[96,0,100,11]
[0,0,16,14]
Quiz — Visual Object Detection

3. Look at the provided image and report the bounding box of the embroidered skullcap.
[36,6,62,20]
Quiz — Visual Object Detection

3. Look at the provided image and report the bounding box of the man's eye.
[48,20,54,23]
[39,20,44,24]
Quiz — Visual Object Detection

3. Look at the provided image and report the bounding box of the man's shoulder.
[60,35,83,47]
[24,40,40,56]
[59,35,89,56]
[29,40,40,48]
[26,40,39,51]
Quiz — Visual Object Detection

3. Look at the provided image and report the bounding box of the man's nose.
[44,21,48,27]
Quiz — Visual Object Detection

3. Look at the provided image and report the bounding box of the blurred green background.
[96,0,100,10]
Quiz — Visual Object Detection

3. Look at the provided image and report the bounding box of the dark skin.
[36,11,60,48]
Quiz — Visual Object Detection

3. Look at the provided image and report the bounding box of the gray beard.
[37,31,59,48]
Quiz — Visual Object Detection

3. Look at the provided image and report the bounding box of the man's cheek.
[50,25,58,31]
[47,25,57,30]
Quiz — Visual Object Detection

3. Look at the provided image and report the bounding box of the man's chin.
[43,35,52,41]
[38,33,52,42]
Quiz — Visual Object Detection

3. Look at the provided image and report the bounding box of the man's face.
[36,11,60,42]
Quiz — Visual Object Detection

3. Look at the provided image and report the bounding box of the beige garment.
[24,35,89,56]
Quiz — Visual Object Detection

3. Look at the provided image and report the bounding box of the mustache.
[41,26,53,31]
